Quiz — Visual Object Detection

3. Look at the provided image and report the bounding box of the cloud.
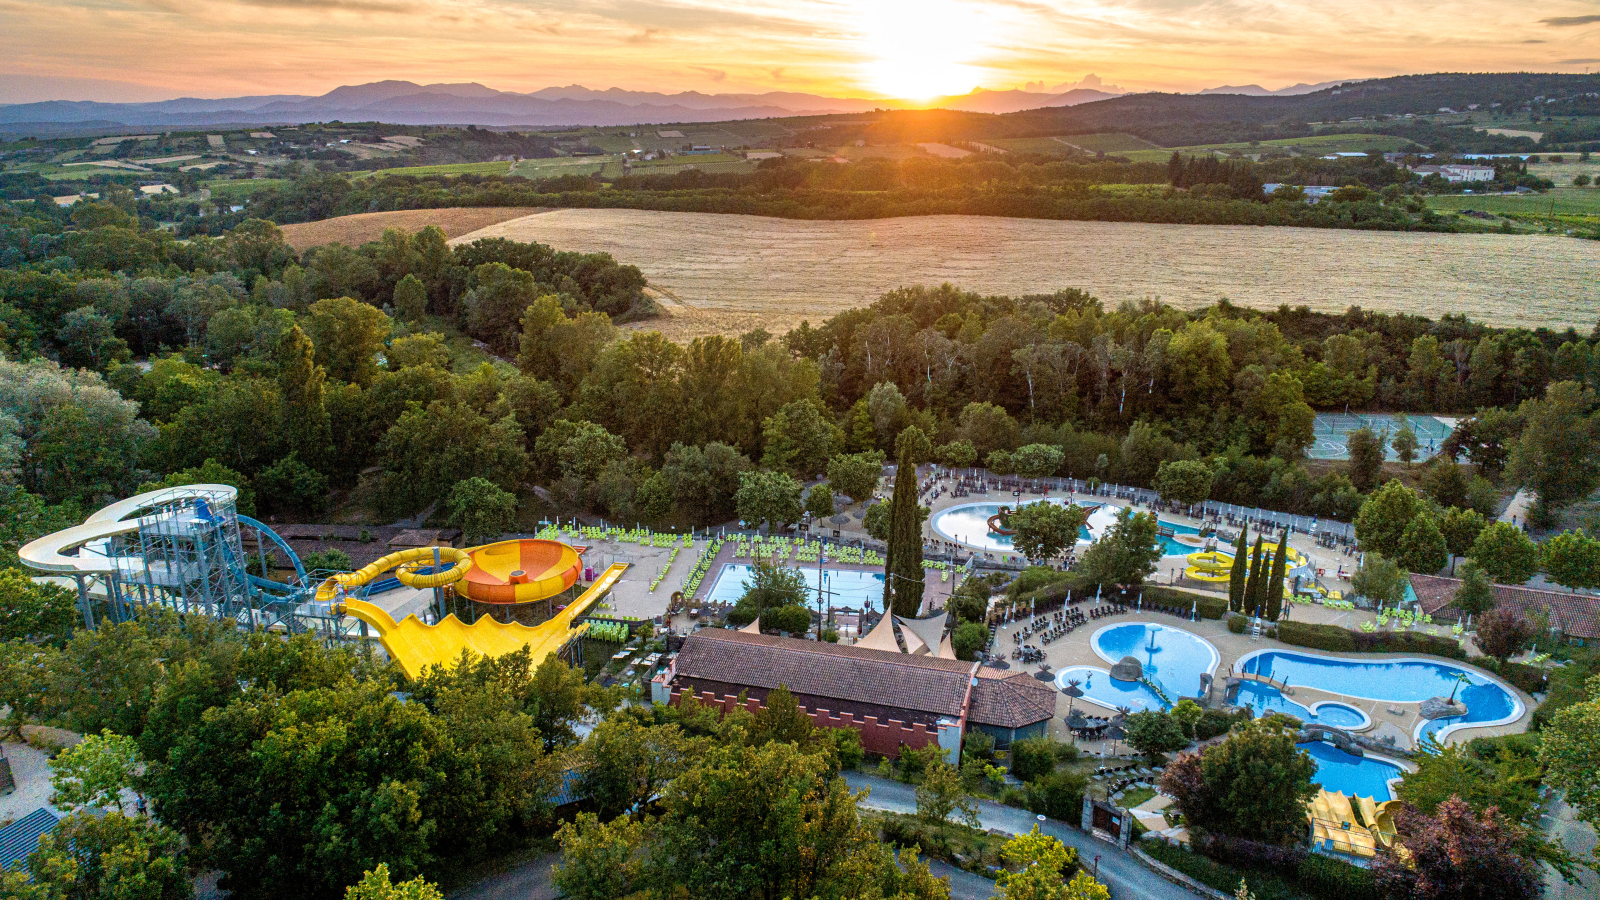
[768,67,786,81]
[625,26,664,43]
[231,0,413,11]
[1540,14,1600,26]
[1522,39,1546,43]
[1561,57,1600,63]
[692,65,728,82]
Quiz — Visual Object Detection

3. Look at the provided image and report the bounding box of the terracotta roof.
[970,670,1058,729]
[674,629,974,718]
[1410,574,1600,640]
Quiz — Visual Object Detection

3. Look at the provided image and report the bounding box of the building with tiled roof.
[652,629,1056,756]
[1409,574,1600,645]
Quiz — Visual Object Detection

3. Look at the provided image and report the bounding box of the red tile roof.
[1410,574,1600,640]
[970,670,1059,729]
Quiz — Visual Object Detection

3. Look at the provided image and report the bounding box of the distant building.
[684,145,717,155]
[1263,184,1340,202]
[1408,164,1495,183]
[1409,574,1600,646]
[652,629,1057,755]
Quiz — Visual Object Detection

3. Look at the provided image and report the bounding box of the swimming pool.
[1300,740,1405,800]
[931,500,1200,556]
[1239,650,1523,741]
[1057,622,1220,711]
[704,564,885,607]
[1235,681,1371,730]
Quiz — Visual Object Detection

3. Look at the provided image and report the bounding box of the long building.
[652,629,1057,757]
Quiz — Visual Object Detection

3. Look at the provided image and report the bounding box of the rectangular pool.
[705,563,887,607]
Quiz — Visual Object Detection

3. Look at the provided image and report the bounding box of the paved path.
[447,852,558,900]
[845,772,1204,900]
[1540,797,1600,900]
[1499,489,1534,526]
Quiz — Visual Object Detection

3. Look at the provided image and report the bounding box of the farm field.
[984,133,1159,155]
[360,161,515,178]
[1426,188,1600,226]
[278,206,543,250]
[453,208,1600,341]
[509,157,611,177]
[204,178,289,198]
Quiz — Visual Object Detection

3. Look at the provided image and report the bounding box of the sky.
[2,0,1600,103]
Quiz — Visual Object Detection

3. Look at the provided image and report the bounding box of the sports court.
[1307,413,1457,462]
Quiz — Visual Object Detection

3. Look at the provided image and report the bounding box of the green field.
[1426,188,1600,218]
[204,178,290,197]
[509,156,612,177]
[984,133,1157,155]
[362,160,514,178]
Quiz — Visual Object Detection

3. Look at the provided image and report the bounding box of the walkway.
[844,772,1205,900]
[1499,489,1534,527]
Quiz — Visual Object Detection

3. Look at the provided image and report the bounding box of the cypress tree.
[883,443,925,618]
[1228,528,1249,613]
[1244,536,1266,617]
[277,324,332,468]
[1265,530,1289,622]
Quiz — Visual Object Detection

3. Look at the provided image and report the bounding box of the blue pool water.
[1057,623,1219,711]
[931,500,1198,555]
[1235,682,1369,729]
[1300,741,1403,800]
[704,563,885,607]
[1241,650,1522,740]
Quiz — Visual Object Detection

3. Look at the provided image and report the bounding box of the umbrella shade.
[1106,724,1126,740]
[1033,670,1057,681]
[1066,711,1090,730]
[988,659,1010,670]
[1062,684,1086,699]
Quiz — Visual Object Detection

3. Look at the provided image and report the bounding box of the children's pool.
[1301,740,1405,800]
[1239,649,1523,741]
[931,500,1200,556]
[1235,681,1371,730]
[1056,622,1220,711]
[704,563,885,607]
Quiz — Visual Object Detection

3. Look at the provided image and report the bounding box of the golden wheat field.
[280,207,543,251]
[451,209,1600,340]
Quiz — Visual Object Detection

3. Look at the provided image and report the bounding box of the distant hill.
[1198,80,1351,96]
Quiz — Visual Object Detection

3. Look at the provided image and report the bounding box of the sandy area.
[454,209,1600,340]
[279,207,544,251]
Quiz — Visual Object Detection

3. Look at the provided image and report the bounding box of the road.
[845,772,1204,900]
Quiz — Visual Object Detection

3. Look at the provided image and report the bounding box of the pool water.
[1058,623,1220,711]
[1241,650,1521,740]
[1300,741,1403,800]
[704,563,885,607]
[931,500,1199,555]
[1235,682,1369,729]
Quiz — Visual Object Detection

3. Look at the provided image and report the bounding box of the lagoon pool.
[1301,741,1404,800]
[1057,622,1220,711]
[704,564,885,607]
[1235,682,1370,730]
[931,500,1199,555]
[1240,650,1523,741]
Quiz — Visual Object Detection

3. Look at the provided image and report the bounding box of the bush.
[1475,659,1547,694]
[1227,614,1248,635]
[1008,566,1075,598]
[1025,769,1087,821]
[1007,737,1061,782]
[1192,832,1380,900]
[1275,621,1356,651]
[1194,708,1250,741]
[1351,629,1466,659]
[1141,586,1228,619]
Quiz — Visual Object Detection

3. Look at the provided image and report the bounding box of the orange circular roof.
[455,539,582,604]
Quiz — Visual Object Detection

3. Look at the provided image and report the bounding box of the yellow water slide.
[313,546,476,605]
[337,562,629,679]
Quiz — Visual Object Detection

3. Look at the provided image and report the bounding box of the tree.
[1452,561,1496,615]
[761,398,834,477]
[1392,419,1420,467]
[1469,522,1540,584]
[575,718,700,820]
[1155,459,1213,509]
[302,296,390,386]
[1508,381,1600,512]
[138,458,256,517]
[255,453,330,516]
[996,826,1108,900]
[1171,698,1205,741]
[446,476,519,545]
[1124,710,1188,757]
[1010,502,1089,562]
[1474,608,1534,663]
[896,425,933,466]
[1228,528,1249,613]
[276,325,332,468]
[1543,530,1600,592]
[1244,536,1266,616]
[1398,514,1450,575]
[1077,507,1162,587]
[917,756,980,829]
[1172,719,1316,844]
[805,482,836,520]
[1373,798,1540,900]
[0,358,156,504]
[950,621,990,661]
[552,812,647,900]
[1352,551,1408,608]
[1264,530,1288,622]
[735,469,804,531]
[1542,678,1600,829]
[884,443,926,618]
[1439,507,1489,571]
[50,729,142,813]
[392,274,429,323]
[57,305,129,370]
[826,451,884,504]
[1012,443,1065,479]
[345,864,444,900]
[661,441,753,522]
[936,440,978,468]
[23,810,190,900]
[0,567,79,647]
[1346,426,1387,492]
[1355,480,1427,559]
[1008,737,1063,782]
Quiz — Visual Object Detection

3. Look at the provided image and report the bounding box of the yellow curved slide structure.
[313,547,475,605]
[338,562,629,679]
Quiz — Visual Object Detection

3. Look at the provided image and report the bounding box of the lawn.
[1426,188,1600,218]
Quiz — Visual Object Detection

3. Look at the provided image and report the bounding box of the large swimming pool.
[1301,741,1404,800]
[931,500,1199,555]
[1240,650,1523,741]
[704,564,885,607]
[1235,681,1371,730]
[1057,622,1220,711]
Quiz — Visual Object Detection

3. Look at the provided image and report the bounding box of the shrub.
[1025,769,1087,821]
[1193,832,1380,900]
[1008,737,1061,782]
[1141,586,1228,619]
[1350,629,1466,659]
[1475,659,1547,694]
[1227,614,1248,635]
[1008,566,1075,598]
[1194,708,1251,741]
[1275,621,1357,652]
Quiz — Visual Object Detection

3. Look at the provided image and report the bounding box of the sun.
[858,0,993,101]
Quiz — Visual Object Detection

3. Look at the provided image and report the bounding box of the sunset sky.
[3,0,1599,102]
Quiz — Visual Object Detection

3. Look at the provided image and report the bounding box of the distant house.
[1408,164,1495,183]
[1409,574,1600,646]
[684,145,717,155]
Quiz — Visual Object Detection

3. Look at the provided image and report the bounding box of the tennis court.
[1307,413,1457,461]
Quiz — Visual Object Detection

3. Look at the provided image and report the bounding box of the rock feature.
[1110,656,1143,682]
[1419,697,1467,720]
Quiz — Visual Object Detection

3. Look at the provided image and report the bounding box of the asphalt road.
[845,772,1204,900]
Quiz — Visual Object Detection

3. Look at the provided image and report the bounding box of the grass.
[509,157,609,178]
[984,133,1157,155]
[1426,188,1600,219]
[204,178,290,197]
[1119,786,1157,808]
[361,160,514,178]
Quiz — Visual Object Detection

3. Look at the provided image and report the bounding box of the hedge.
[1275,621,1357,652]
[1192,832,1381,900]
[1474,659,1547,694]
[1275,621,1466,660]
[1141,585,1229,619]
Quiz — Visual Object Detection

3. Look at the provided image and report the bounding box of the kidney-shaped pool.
[1056,622,1220,711]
